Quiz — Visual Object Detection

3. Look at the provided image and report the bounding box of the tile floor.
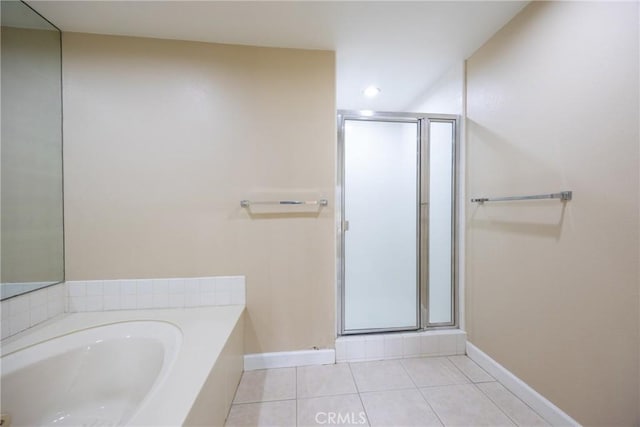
[225,355,549,426]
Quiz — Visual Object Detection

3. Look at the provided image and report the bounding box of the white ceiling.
[28,1,528,111]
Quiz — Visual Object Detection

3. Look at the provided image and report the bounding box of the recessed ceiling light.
[363,86,381,98]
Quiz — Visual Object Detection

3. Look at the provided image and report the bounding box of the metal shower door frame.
[337,110,459,336]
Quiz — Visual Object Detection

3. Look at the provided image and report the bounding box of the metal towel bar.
[471,191,572,204]
[240,199,328,208]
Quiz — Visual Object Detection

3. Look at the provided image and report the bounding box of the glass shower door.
[342,119,420,332]
[426,120,456,326]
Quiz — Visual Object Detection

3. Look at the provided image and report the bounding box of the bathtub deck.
[1,305,245,426]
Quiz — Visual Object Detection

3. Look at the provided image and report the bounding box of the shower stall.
[337,111,458,335]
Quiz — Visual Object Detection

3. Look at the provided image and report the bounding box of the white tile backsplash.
[9,311,30,335]
[86,281,104,296]
[85,295,104,311]
[215,277,231,293]
[421,334,438,356]
[68,295,86,312]
[335,329,467,363]
[152,279,169,294]
[136,280,153,295]
[103,282,120,296]
[1,282,66,340]
[65,276,246,313]
[384,335,404,359]
[1,275,245,340]
[185,280,199,295]
[168,293,185,308]
[121,294,137,310]
[215,289,231,305]
[185,293,201,307]
[200,292,216,306]
[402,333,421,357]
[120,281,137,295]
[29,290,47,308]
[68,282,86,297]
[231,284,246,305]
[198,277,215,293]
[47,297,65,318]
[136,294,154,309]
[1,301,9,321]
[335,339,348,362]
[347,337,366,361]
[9,295,29,316]
[365,335,385,361]
[438,334,458,356]
[152,293,170,308]
[1,318,10,339]
[47,284,65,302]
[168,278,185,294]
[103,295,121,310]
[30,305,48,326]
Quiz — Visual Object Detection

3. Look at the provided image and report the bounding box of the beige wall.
[1,26,63,284]
[62,33,336,353]
[466,2,639,425]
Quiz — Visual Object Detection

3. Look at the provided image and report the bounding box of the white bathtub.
[1,306,244,426]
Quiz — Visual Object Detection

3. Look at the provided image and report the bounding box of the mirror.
[1,1,63,300]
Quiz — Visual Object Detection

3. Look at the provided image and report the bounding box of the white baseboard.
[244,349,335,371]
[466,342,580,427]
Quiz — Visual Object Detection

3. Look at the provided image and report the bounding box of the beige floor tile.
[297,363,358,398]
[401,357,470,387]
[233,368,296,403]
[350,360,415,392]
[360,388,443,427]
[225,400,296,427]
[297,394,368,427]
[448,356,494,383]
[477,382,549,426]
[420,384,515,426]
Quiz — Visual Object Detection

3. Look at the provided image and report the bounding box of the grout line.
[443,355,475,384]
[418,393,447,427]
[346,361,371,426]
[347,362,361,394]
[447,355,475,383]
[230,397,297,406]
[447,354,494,384]
[296,364,361,400]
[475,380,550,426]
[399,357,447,427]
[357,359,418,393]
[398,357,421,388]
[471,382,519,426]
[400,363,445,426]
[417,382,480,389]
[297,390,362,400]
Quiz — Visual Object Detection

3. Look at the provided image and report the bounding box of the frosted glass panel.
[428,121,454,324]
[344,120,418,331]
